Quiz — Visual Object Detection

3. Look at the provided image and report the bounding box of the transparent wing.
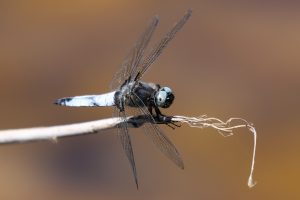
[131,93,184,169]
[132,9,192,82]
[110,16,159,90]
[113,107,139,189]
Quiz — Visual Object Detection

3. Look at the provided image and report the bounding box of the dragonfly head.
[154,87,174,108]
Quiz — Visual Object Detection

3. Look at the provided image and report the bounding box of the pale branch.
[0,114,257,188]
[0,117,136,144]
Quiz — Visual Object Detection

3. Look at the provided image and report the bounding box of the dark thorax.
[129,82,159,107]
[127,81,158,108]
[114,80,159,111]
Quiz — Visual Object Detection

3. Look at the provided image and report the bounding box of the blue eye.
[161,87,172,93]
[155,87,174,108]
[156,91,167,105]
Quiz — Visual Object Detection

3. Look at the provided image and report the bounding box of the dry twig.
[0,114,257,188]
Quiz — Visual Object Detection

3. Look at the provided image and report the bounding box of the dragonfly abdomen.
[55,91,116,107]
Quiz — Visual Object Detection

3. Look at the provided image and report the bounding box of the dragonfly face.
[154,87,174,108]
[55,9,192,188]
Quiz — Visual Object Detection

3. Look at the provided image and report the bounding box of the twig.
[0,114,257,188]
[0,116,145,144]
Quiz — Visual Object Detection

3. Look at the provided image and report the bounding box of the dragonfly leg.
[154,107,172,123]
[148,106,153,115]
[153,107,181,129]
[170,122,181,127]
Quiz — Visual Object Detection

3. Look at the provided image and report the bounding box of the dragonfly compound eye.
[155,87,174,108]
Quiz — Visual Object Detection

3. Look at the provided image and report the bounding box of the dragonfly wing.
[133,9,192,82]
[114,107,139,189]
[110,16,159,90]
[131,93,184,169]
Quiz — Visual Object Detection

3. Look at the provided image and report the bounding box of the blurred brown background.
[0,0,299,199]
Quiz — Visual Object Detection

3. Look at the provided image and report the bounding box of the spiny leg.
[153,107,181,129]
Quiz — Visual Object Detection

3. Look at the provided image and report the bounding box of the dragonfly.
[55,9,192,188]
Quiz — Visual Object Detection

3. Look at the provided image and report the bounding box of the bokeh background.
[0,1,299,199]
